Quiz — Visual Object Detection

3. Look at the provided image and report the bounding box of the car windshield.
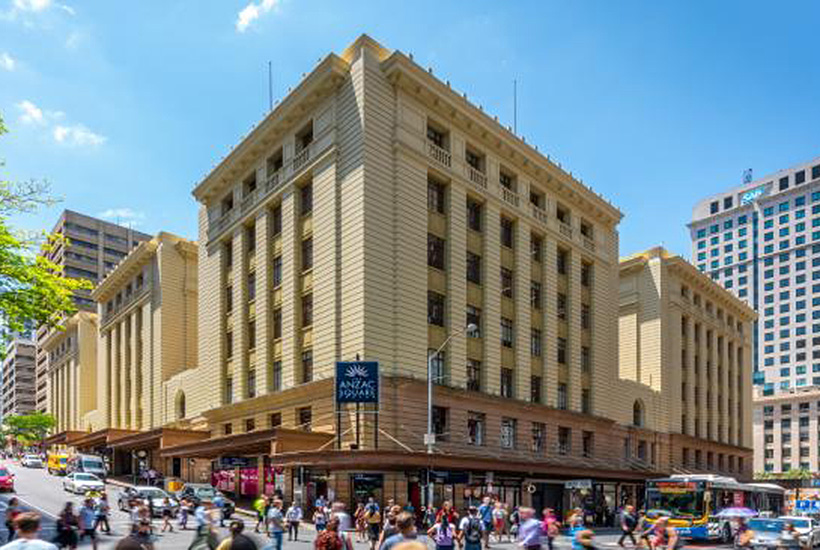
[139,489,168,499]
[749,519,786,532]
[194,487,218,498]
[76,474,98,481]
[82,459,104,469]
[785,519,810,529]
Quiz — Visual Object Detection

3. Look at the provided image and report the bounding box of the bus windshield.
[646,482,704,518]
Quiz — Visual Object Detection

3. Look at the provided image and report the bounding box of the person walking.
[458,506,484,550]
[617,505,637,548]
[428,515,455,550]
[314,516,343,550]
[4,498,20,543]
[54,503,78,550]
[179,498,191,531]
[477,498,493,550]
[94,494,111,535]
[213,493,227,528]
[0,513,57,550]
[314,506,328,533]
[515,508,542,550]
[78,499,98,550]
[188,503,217,550]
[491,503,506,544]
[286,502,303,541]
[381,512,418,550]
[649,517,679,550]
[364,502,381,550]
[541,508,560,550]
[160,498,175,533]
[266,500,285,550]
[253,496,267,534]
[354,503,366,543]
[216,520,256,550]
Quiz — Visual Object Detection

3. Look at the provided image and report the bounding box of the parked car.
[0,467,14,492]
[62,473,105,494]
[21,455,43,468]
[779,516,820,548]
[118,486,179,517]
[174,483,234,519]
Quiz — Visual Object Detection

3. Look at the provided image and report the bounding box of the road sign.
[335,361,379,404]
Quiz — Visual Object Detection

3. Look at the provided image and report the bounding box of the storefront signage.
[430,470,469,484]
[740,186,767,205]
[335,361,379,404]
[239,467,258,496]
[796,500,820,511]
[220,456,253,468]
[565,479,593,490]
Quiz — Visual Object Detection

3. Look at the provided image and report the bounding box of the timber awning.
[108,428,209,451]
[160,428,334,459]
[44,430,86,447]
[70,429,138,451]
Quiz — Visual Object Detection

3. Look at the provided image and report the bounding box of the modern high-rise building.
[34,210,150,413]
[1,338,37,420]
[690,157,820,395]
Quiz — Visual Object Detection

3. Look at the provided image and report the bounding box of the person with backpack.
[458,506,485,550]
[477,498,493,549]
[427,514,455,550]
[364,502,382,550]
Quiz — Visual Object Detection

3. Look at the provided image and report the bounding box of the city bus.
[645,475,785,542]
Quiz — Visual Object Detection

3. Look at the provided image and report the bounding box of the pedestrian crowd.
[0,491,698,550]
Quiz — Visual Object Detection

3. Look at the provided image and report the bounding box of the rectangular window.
[581,303,591,329]
[532,422,545,453]
[225,285,233,313]
[531,234,542,263]
[301,238,313,271]
[428,179,445,213]
[300,183,313,215]
[272,205,282,236]
[557,337,568,364]
[501,318,514,348]
[297,406,312,431]
[272,256,282,287]
[557,383,568,410]
[531,375,542,403]
[581,345,591,372]
[432,406,448,441]
[558,426,571,454]
[269,412,282,427]
[429,349,446,384]
[467,360,482,392]
[301,350,313,383]
[272,308,282,339]
[557,293,568,320]
[247,369,256,399]
[248,272,256,301]
[466,252,481,284]
[467,412,485,446]
[466,199,482,231]
[500,368,514,398]
[271,360,282,391]
[225,377,233,404]
[428,291,445,326]
[466,306,481,337]
[530,281,542,309]
[246,224,256,253]
[500,216,514,248]
[582,431,593,458]
[501,268,514,298]
[224,241,233,269]
[557,248,568,275]
[500,417,517,449]
[225,332,234,359]
[302,294,313,327]
[581,389,591,414]
[581,262,592,287]
[427,233,446,270]
[531,328,542,357]
[248,320,256,350]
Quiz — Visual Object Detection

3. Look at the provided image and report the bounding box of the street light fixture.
[425,323,477,506]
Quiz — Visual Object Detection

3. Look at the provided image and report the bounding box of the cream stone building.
[753,386,820,475]
[90,232,198,432]
[41,312,99,433]
[619,247,756,477]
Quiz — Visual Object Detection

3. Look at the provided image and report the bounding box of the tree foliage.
[0,111,91,346]
[3,412,56,445]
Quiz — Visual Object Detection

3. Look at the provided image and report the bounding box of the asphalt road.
[0,462,733,549]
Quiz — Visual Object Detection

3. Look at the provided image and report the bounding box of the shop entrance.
[532,483,564,519]
[351,474,384,508]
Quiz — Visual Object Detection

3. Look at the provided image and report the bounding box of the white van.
[67,454,107,479]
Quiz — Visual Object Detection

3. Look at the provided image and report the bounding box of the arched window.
[633,400,644,427]
[176,391,186,420]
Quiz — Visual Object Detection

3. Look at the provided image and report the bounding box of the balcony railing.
[293,147,311,172]
[427,141,452,168]
[467,166,487,188]
[531,205,549,225]
[559,222,573,239]
[583,237,595,252]
[499,185,519,207]
[266,169,283,192]
[241,190,258,213]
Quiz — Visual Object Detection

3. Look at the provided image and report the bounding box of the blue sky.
[2,0,819,258]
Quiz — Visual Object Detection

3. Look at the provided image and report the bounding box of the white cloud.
[53,124,106,147]
[236,0,279,32]
[13,0,51,12]
[0,52,15,71]
[97,208,145,225]
[16,100,44,125]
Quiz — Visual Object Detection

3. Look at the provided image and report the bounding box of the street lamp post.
[425,323,477,507]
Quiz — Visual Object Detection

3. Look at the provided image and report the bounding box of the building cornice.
[381,52,622,228]
[191,55,350,204]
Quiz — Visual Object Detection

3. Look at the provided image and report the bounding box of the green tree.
[0,112,91,348]
[3,412,56,447]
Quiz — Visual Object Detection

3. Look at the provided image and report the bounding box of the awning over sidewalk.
[108,428,210,452]
[70,428,138,451]
[159,428,334,459]
[43,430,86,447]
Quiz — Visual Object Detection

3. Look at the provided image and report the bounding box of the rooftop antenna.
[743,168,753,184]
[513,79,518,134]
[267,61,273,112]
